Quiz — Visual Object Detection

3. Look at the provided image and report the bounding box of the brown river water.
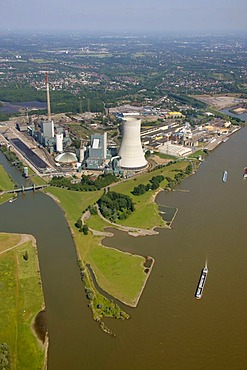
[0,127,247,370]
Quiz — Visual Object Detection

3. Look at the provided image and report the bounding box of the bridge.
[1,184,49,194]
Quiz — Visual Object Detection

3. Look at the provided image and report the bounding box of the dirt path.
[0,233,36,255]
[95,204,159,237]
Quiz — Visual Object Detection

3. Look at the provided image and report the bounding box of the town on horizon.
[1,26,247,370]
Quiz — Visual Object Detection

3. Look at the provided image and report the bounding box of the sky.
[1,0,247,33]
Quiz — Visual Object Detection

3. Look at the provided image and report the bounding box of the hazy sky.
[2,0,247,33]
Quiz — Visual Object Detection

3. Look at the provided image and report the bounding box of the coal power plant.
[118,117,147,170]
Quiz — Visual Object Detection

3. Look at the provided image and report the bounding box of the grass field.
[87,214,110,231]
[87,244,147,306]
[0,165,15,191]
[0,233,46,370]
[44,186,103,223]
[0,193,14,205]
[188,150,206,159]
[28,168,47,186]
[0,233,21,253]
[0,164,16,204]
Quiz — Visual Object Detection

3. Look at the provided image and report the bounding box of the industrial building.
[55,152,78,166]
[158,141,192,157]
[27,73,71,153]
[85,133,108,169]
[41,120,54,139]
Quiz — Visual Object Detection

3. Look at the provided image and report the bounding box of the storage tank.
[55,152,77,164]
[118,117,147,170]
[56,133,63,153]
[79,147,85,162]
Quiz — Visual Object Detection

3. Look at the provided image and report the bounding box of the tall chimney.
[46,72,51,121]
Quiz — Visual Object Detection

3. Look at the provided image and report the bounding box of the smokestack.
[46,72,51,121]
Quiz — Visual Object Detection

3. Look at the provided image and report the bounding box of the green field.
[87,214,110,232]
[0,164,15,204]
[0,233,46,370]
[44,186,102,224]
[27,168,47,186]
[29,58,53,63]
[87,244,148,306]
[0,164,15,191]
[188,149,206,159]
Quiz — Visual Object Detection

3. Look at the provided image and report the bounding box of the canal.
[0,127,247,370]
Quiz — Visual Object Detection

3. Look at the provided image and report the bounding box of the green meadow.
[0,164,15,204]
[0,233,46,370]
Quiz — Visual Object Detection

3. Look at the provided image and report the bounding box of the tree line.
[132,175,165,196]
[50,173,118,191]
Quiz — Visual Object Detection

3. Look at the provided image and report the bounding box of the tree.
[81,224,89,235]
[23,251,28,261]
[75,219,82,229]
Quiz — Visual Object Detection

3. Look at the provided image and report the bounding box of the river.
[1,127,247,370]
[221,107,247,122]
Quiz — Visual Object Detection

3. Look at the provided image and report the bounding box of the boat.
[223,137,229,143]
[9,197,17,203]
[195,261,208,299]
[222,171,228,182]
[243,167,247,179]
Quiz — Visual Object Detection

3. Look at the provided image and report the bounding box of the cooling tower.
[118,117,147,170]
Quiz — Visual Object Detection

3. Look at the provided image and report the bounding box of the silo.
[118,117,147,170]
[79,147,85,162]
[56,133,63,153]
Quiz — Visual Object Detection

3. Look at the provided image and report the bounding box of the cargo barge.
[222,170,228,182]
[195,261,208,299]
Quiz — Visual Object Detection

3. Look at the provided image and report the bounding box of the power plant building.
[89,133,107,160]
[86,133,107,169]
[118,117,147,170]
[41,120,54,139]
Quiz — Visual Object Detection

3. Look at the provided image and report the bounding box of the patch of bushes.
[50,173,118,191]
[0,343,11,370]
[98,191,134,222]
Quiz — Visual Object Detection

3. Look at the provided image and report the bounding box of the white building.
[159,141,192,157]
[56,133,63,153]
